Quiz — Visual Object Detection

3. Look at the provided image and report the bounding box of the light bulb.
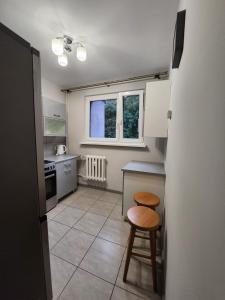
[52,38,64,56]
[76,45,87,62]
[58,54,68,67]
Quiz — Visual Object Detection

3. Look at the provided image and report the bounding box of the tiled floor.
[47,186,160,300]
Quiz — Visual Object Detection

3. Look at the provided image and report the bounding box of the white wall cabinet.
[144,80,171,137]
[43,97,66,119]
[44,118,66,137]
[42,97,67,136]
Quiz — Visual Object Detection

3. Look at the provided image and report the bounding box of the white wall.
[165,1,225,299]
[41,78,65,103]
[67,80,166,192]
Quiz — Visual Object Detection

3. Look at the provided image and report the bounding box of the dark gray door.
[0,23,48,300]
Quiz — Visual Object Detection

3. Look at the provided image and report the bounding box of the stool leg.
[123,226,136,282]
[150,230,157,292]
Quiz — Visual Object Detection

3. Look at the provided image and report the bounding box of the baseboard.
[78,183,122,195]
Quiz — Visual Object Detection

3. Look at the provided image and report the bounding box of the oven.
[44,160,57,212]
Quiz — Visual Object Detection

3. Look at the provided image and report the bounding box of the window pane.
[90,99,117,138]
[123,95,139,139]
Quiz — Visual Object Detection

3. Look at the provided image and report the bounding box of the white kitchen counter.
[45,154,80,163]
[122,161,165,176]
[121,161,166,218]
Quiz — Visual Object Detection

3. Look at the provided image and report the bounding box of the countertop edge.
[45,155,80,163]
[121,168,166,176]
[121,161,166,176]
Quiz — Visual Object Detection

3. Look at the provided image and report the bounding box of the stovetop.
[44,160,56,173]
[44,160,54,164]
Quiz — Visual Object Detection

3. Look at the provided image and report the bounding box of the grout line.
[78,267,115,286]
[50,252,79,270]
[50,209,86,229]
[114,286,147,300]
[109,244,127,300]
[47,205,68,220]
[51,188,159,299]
[49,224,71,251]
[51,253,123,293]
[76,197,110,268]
[56,266,77,300]
[49,189,127,299]
[50,219,73,228]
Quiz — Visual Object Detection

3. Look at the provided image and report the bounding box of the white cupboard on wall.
[42,97,67,136]
[43,97,66,119]
[44,118,66,136]
[144,80,171,137]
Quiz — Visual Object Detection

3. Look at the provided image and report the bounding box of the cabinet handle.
[64,163,71,167]
[64,169,72,174]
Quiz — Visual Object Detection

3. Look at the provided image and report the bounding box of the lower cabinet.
[56,158,77,200]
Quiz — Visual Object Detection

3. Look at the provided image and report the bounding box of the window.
[90,98,117,139]
[85,90,144,145]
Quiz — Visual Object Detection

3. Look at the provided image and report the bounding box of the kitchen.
[1,1,225,300]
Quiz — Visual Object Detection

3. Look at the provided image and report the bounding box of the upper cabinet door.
[144,80,171,138]
[43,97,66,120]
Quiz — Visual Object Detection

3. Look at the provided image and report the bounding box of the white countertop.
[45,154,80,163]
[122,161,165,176]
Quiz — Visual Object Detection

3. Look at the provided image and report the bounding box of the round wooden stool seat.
[127,206,160,231]
[134,192,160,209]
[124,206,160,292]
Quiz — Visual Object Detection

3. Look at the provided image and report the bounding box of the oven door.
[45,170,57,211]
[45,170,56,199]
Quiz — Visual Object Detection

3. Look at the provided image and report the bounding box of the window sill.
[80,141,147,148]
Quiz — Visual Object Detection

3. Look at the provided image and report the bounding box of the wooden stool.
[123,206,160,292]
[134,192,160,210]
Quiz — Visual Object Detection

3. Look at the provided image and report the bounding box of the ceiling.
[0,0,178,88]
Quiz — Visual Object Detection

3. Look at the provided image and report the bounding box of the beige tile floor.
[48,186,160,300]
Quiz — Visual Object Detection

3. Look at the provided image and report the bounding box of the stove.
[44,160,57,212]
[44,160,56,174]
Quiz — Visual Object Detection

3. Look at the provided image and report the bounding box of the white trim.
[80,141,146,148]
[119,90,144,143]
[85,93,118,140]
[85,90,144,144]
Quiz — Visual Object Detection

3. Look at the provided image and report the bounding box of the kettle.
[55,145,67,156]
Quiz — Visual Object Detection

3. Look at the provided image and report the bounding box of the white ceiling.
[0,0,178,88]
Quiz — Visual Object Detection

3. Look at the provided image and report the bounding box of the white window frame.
[118,90,144,144]
[85,90,144,145]
[85,93,118,143]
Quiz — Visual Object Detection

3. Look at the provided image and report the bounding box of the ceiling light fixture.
[52,37,64,56]
[51,35,87,67]
[58,53,68,67]
[76,44,87,62]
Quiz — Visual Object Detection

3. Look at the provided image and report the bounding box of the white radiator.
[86,155,106,181]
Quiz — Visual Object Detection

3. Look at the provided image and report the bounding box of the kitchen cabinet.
[56,158,77,200]
[44,117,66,137]
[43,97,66,119]
[42,97,67,136]
[144,80,171,137]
